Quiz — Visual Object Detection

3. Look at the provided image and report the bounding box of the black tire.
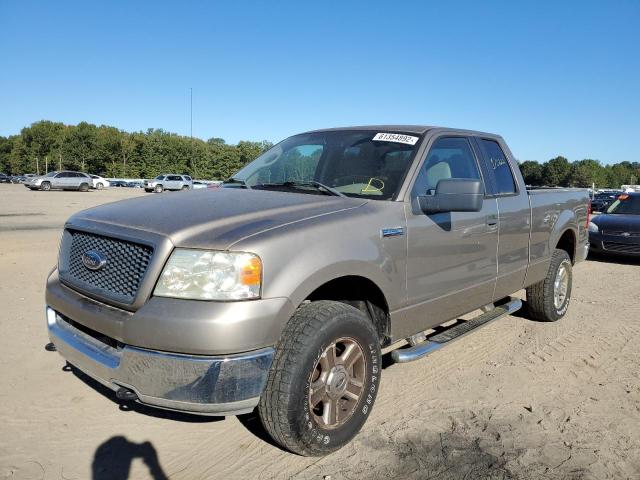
[79,183,89,192]
[96,182,104,190]
[41,181,51,191]
[258,300,381,456]
[526,249,572,322]
[181,185,189,190]
[154,185,163,193]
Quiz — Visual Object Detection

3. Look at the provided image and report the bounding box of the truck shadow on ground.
[92,436,168,480]
[587,252,640,266]
[69,366,223,423]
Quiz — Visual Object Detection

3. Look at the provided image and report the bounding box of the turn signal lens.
[240,256,262,286]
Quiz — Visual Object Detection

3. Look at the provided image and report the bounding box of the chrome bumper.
[47,307,274,416]
[579,243,590,261]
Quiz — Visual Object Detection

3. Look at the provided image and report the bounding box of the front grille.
[58,313,122,350]
[603,241,640,254]
[62,230,153,304]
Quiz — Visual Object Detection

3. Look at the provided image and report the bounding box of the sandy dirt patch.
[0,184,638,479]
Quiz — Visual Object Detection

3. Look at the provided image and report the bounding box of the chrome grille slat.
[603,241,640,254]
[62,230,153,304]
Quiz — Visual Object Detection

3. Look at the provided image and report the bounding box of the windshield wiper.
[256,181,346,197]
[224,177,252,189]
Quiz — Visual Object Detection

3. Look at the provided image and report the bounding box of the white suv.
[144,174,193,193]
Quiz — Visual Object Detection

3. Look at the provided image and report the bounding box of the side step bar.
[391,297,522,363]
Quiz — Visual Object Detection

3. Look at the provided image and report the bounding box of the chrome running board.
[391,297,522,363]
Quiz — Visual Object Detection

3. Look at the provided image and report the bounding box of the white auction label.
[372,133,419,145]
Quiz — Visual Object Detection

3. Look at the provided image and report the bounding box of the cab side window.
[412,136,481,196]
[478,139,516,195]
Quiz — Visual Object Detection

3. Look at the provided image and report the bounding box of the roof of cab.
[302,125,502,139]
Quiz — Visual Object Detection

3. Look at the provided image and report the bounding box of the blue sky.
[1,0,638,164]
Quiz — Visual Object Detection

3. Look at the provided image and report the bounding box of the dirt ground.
[0,183,638,480]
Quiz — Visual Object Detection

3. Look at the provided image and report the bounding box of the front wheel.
[96,182,104,190]
[258,301,381,456]
[154,185,163,193]
[526,248,573,322]
[79,183,89,192]
[40,181,51,191]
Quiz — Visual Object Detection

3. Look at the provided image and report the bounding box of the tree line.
[519,157,638,188]
[1,121,638,187]
[0,120,273,180]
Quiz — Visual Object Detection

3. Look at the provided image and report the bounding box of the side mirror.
[418,178,484,214]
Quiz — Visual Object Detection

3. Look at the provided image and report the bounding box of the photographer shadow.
[92,435,168,480]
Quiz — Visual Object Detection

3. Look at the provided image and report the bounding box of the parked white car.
[192,181,209,189]
[144,174,193,193]
[90,175,110,190]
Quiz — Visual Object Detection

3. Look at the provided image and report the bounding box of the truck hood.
[68,188,367,249]
[592,213,640,232]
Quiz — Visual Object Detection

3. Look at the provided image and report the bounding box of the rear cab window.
[476,138,517,195]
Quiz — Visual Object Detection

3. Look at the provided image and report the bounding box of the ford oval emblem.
[82,250,107,271]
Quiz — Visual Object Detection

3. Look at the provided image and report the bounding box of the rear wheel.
[258,301,381,456]
[526,249,572,322]
[41,181,51,191]
[154,185,163,193]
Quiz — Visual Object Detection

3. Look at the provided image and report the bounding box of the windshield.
[155,175,164,180]
[606,194,640,215]
[44,171,57,177]
[231,130,421,200]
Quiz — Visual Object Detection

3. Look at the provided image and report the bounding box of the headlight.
[154,249,262,300]
[588,221,599,233]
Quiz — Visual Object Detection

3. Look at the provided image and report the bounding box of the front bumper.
[47,306,274,415]
[589,232,640,257]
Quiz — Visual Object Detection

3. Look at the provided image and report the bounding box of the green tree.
[542,156,572,186]
[568,159,606,188]
[61,122,98,172]
[519,160,543,185]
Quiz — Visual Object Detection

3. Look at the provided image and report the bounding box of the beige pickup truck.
[45,126,589,455]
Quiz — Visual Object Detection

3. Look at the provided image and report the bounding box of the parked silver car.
[144,174,193,193]
[25,171,92,191]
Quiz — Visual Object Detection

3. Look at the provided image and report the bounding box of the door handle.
[487,215,498,228]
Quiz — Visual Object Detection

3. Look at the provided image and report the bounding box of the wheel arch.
[555,227,577,264]
[301,274,391,346]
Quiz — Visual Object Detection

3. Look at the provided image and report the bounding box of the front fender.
[234,202,408,312]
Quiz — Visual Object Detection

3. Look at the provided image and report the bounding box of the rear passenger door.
[473,137,531,300]
[167,175,181,190]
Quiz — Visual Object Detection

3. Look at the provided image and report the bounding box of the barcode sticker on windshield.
[372,133,419,145]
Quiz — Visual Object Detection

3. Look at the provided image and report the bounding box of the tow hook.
[116,387,139,402]
[44,342,57,352]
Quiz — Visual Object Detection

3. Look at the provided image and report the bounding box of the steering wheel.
[333,175,385,194]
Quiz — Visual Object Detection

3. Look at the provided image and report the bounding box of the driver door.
[397,136,499,338]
